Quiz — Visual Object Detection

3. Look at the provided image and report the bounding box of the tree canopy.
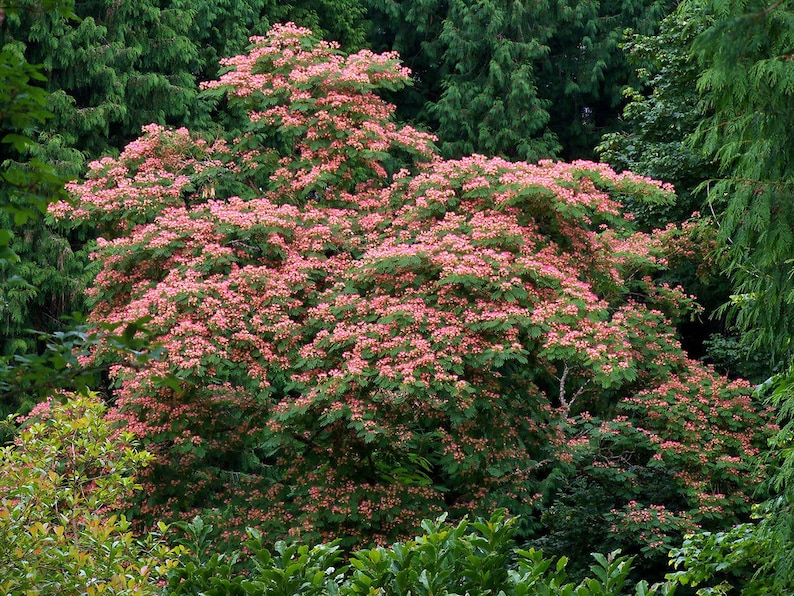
[48,28,774,578]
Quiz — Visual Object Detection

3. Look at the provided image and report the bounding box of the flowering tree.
[53,24,773,560]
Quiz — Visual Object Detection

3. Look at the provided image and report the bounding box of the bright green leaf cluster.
[0,393,177,595]
[163,512,679,595]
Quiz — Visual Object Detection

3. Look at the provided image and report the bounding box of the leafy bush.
[164,512,678,595]
[0,393,175,595]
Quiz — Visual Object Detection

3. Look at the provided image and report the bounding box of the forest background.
[2,0,794,593]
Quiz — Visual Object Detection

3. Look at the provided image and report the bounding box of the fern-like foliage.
[687,0,794,361]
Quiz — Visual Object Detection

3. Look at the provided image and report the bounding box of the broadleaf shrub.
[0,393,175,595]
[163,512,678,595]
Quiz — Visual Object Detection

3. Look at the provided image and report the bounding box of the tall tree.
[0,0,81,427]
[597,10,713,229]
[368,0,674,161]
[686,0,794,363]
[5,0,200,171]
[424,0,560,161]
[1,0,84,353]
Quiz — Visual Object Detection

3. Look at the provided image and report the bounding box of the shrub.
[0,393,175,595]
[164,512,679,595]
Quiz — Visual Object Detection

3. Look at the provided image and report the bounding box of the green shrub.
[164,512,678,595]
[0,393,176,595]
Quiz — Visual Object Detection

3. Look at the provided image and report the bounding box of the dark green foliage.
[368,0,674,160]
[540,0,673,160]
[0,213,88,354]
[0,1,72,227]
[595,9,775,377]
[0,2,91,439]
[596,10,714,229]
[424,0,560,161]
[0,0,85,428]
[701,332,775,384]
[164,512,678,595]
[687,0,794,363]
[5,0,200,168]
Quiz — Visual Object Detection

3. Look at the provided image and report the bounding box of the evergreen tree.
[0,0,85,433]
[368,0,674,161]
[686,0,794,362]
[539,0,672,159]
[0,0,71,224]
[5,0,200,171]
[424,0,560,160]
[0,0,81,351]
[596,10,778,382]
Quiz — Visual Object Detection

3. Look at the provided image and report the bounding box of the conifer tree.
[597,10,713,215]
[685,0,794,361]
[425,0,560,161]
[0,0,80,352]
[368,0,674,161]
[4,0,199,171]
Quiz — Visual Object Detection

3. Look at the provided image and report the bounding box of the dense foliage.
[164,512,680,595]
[596,10,712,229]
[686,0,794,364]
[594,8,770,382]
[5,0,794,589]
[2,0,368,171]
[368,0,674,160]
[1,394,683,595]
[0,393,174,595]
[50,27,774,582]
[0,0,369,391]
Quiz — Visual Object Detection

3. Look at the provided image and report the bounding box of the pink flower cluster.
[56,22,774,548]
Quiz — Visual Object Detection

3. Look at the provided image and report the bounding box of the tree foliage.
[368,0,674,160]
[596,10,714,229]
[3,0,368,172]
[0,0,88,431]
[52,25,774,573]
[610,2,794,590]
[0,0,369,421]
[416,0,560,161]
[686,0,794,362]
